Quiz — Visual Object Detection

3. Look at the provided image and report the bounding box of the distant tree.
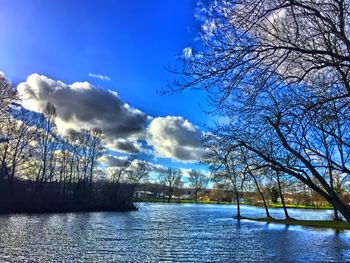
[126,161,150,192]
[157,172,167,202]
[0,108,38,193]
[36,102,57,192]
[188,170,208,203]
[202,134,247,218]
[161,168,182,203]
[0,75,142,212]
[88,128,103,194]
[109,157,133,197]
[268,186,279,204]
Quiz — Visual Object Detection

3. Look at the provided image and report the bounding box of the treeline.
[136,175,345,209]
[0,76,148,213]
[173,0,350,222]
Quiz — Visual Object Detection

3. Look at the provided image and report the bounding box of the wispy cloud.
[88,73,111,81]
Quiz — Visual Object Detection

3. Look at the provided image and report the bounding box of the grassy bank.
[240,216,350,230]
[269,203,333,210]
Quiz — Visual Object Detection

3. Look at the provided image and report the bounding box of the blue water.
[0,203,349,262]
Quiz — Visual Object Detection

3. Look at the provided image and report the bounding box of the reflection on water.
[0,203,349,262]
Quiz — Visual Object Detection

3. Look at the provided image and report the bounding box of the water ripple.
[0,203,349,262]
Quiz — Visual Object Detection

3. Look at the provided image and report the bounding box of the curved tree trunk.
[276,172,290,219]
[251,174,271,219]
[241,142,350,222]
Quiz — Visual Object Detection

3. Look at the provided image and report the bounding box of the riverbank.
[240,216,350,230]
[0,180,137,214]
[269,203,333,210]
[0,198,137,214]
[135,199,333,210]
[135,199,237,205]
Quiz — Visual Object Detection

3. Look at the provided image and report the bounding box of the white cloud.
[88,73,111,81]
[100,154,167,174]
[147,116,203,162]
[17,74,147,153]
[16,74,205,162]
[147,162,167,174]
[100,155,129,167]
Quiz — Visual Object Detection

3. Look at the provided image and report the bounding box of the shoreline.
[239,216,350,230]
[135,199,333,210]
[0,208,137,216]
[0,199,137,215]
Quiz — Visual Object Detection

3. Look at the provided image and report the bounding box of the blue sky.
[0,0,210,176]
[0,0,208,122]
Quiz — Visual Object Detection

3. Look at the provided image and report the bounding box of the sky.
[0,0,211,179]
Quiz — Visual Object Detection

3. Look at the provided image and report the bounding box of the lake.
[0,203,349,262]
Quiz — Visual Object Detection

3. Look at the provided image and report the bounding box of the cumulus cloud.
[147,116,203,162]
[88,73,111,81]
[100,154,166,174]
[17,74,147,153]
[16,74,205,162]
[147,162,167,174]
[105,139,141,154]
[100,155,129,167]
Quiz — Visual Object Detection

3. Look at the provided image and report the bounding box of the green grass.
[269,203,333,210]
[240,216,350,230]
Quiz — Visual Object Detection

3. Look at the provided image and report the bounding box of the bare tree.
[188,170,208,203]
[172,0,350,222]
[88,128,103,194]
[161,168,182,203]
[36,102,57,191]
[0,74,15,120]
[0,108,38,193]
[109,157,133,197]
[126,161,150,196]
[202,134,246,218]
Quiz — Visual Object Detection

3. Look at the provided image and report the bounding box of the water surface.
[0,203,349,262]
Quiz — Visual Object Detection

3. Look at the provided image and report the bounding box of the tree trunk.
[334,209,340,221]
[89,160,94,195]
[8,168,15,196]
[234,187,241,219]
[328,193,350,222]
[252,174,271,218]
[276,172,290,219]
[168,192,171,203]
[242,142,350,222]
